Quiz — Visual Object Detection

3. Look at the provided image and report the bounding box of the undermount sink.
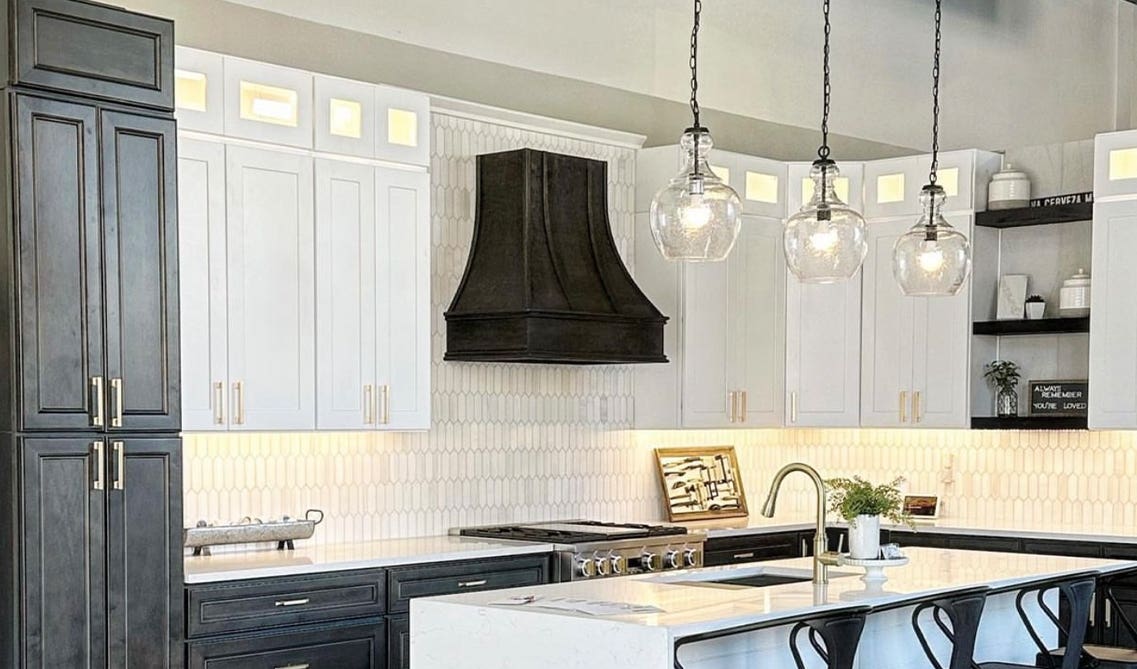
[701,573,813,588]
[652,566,828,589]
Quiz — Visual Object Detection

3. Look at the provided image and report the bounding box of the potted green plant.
[826,476,911,559]
[984,360,1022,417]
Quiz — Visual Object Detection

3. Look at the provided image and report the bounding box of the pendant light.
[784,0,867,283]
[893,0,971,296]
[649,0,742,262]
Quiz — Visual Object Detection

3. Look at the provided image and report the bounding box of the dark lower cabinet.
[187,619,386,669]
[10,436,182,668]
[388,615,410,669]
[703,531,807,566]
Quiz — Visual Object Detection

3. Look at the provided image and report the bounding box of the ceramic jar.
[1059,269,1091,317]
[988,164,1031,210]
[848,515,881,559]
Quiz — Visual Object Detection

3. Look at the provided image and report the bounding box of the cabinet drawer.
[951,535,1022,553]
[387,615,409,669]
[187,619,384,669]
[13,0,174,109]
[187,571,385,638]
[387,555,550,614]
[891,531,951,549]
[704,544,799,567]
[1023,539,1102,558]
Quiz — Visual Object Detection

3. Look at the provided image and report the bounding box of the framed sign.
[654,446,748,522]
[903,495,939,520]
[1029,380,1089,417]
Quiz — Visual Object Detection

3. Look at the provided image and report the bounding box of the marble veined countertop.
[184,535,556,584]
[687,514,1137,544]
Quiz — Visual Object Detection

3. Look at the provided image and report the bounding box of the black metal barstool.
[673,606,868,669]
[908,586,990,669]
[975,572,1097,669]
[1039,575,1137,669]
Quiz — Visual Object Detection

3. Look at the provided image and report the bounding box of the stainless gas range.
[457,520,704,582]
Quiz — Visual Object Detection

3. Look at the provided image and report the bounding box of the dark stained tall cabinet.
[0,0,183,667]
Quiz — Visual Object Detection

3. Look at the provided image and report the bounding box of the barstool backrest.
[909,586,989,669]
[1006,573,1096,669]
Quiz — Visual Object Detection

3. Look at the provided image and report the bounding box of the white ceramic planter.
[1025,302,1045,320]
[848,515,881,559]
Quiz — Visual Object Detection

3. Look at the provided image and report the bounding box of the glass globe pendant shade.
[784,160,868,282]
[649,128,742,262]
[892,185,971,296]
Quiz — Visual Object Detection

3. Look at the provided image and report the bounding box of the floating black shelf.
[971,416,1088,430]
[972,317,1090,336]
[975,202,1092,229]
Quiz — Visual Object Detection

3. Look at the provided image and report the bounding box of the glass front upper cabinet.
[375,84,430,166]
[223,56,313,148]
[315,75,376,158]
[1095,130,1137,198]
[174,47,224,133]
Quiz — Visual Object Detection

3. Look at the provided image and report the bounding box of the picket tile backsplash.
[183,109,1137,548]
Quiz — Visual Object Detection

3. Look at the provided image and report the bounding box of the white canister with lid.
[988,163,1032,210]
[1059,269,1091,317]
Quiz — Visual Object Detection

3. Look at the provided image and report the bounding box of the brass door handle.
[364,384,375,425]
[213,381,225,424]
[233,381,245,425]
[899,390,908,423]
[739,390,748,423]
[727,391,737,423]
[111,441,124,490]
[380,384,390,425]
[913,390,922,424]
[790,391,799,424]
[91,376,105,427]
[110,378,123,427]
[458,579,487,588]
[92,441,104,491]
[274,665,310,669]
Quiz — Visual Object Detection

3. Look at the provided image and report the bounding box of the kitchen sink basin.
[701,573,813,588]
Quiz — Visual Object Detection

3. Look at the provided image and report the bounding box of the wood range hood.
[444,148,668,364]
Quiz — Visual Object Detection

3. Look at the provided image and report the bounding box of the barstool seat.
[1041,645,1137,668]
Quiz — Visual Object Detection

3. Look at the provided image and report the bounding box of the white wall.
[222,0,1122,152]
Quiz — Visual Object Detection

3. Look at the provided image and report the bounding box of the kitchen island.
[412,547,1137,668]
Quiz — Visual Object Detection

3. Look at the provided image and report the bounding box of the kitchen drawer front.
[891,531,951,550]
[387,555,550,614]
[387,615,409,669]
[13,0,174,109]
[1022,539,1103,559]
[1102,544,1137,561]
[186,618,384,669]
[187,571,386,638]
[950,535,1022,553]
[703,532,802,566]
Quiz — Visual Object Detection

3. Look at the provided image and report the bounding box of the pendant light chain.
[928,0,942,187]
[818,0,832,161]
[689,0,702,175]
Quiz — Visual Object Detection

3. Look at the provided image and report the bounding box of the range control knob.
[640,550,663,572]
[665,549,682,569]
[575,555,597,578]
[594,553,612,577]
[609,553,626,575]
[684,547,700,568]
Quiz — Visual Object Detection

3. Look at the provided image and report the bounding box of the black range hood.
[444,148,667,364]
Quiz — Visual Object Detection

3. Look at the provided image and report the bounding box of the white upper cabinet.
[223,57,314,148]
[1094,129,1137,199]
[732,215,786,425]
[375,85,430,166]
[177,139,228,431]
[315,75,377,159]
[784,161,863,428]
[225,146,316,430]
[174,47,224,134]
[864,156,923,219]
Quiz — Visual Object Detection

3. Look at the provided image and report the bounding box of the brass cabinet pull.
[899,390,908,423]
[112,441,124,490]
[790,391,798,424]
[110,378,123,427]
[913,390,922,424]
[233,381,245,425]
[800,537,808,557]
[733,552,755,560]
[274,665,310,669]
[1106,599,1113,628]
[213,382,225,424]
[380,384,390,425]
[92,441,104,491]
[91,376,105,427]
[458,579,487,588]
[274,598,310,607]
[727,391,735,423]
[364,384,374,425]
[740,390,748,423]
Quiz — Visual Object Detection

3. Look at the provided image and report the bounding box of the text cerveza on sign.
[1029,380,1089,416]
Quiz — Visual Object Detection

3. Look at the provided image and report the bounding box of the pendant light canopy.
[784,0,867,283]
[649,0,742,262]
[893,0,971,297]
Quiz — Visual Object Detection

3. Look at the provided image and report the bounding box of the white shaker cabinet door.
[785,275,862,427]
[377,168,431,430]
[860,219,917,427]
[1089,199,1137,428]
[177,138,229,431]
[910,213,972,429]
[732,215,786,426]
[681,260,733,428]
[225,146,316,431]
[315,159,378,430]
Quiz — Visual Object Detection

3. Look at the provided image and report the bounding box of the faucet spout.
[759,463,839,585]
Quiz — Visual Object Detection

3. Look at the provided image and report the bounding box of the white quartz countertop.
[184,535,556,584]
[688,515,1137,544]
[414,547,1136,638]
